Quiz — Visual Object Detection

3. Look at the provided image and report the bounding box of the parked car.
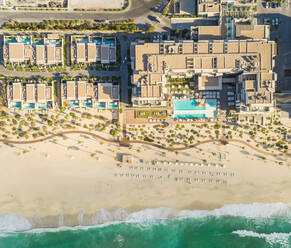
[228,102,235,106]
[228,97,235,101]
[275,18,279,25]
[227,92,235,96]
[272,19,276,25]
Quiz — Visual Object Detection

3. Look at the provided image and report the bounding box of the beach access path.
[0,130,285,158]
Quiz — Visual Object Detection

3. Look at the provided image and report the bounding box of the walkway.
[0,130,283,158]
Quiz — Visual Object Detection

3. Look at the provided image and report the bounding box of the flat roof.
[77,81,86,98]
[37,84,46,101]
[98,84,112,100]
[36,45,45,64]
[87,43,96,61]
[26,84,35,102]
[47,45,55,63]
[76,43,85,61]
[12,83,21,101]
[67,81,76,99]
[8,43,24,62]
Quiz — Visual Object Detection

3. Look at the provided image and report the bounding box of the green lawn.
[136,110,167,119]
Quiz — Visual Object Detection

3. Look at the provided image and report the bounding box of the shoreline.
[2,202,291,232]
[0,133,290,231]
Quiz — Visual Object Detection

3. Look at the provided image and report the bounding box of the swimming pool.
[174,99,217,118]
[103,39,115,46]
[8,39,17,43]
[22,39,31,44]
[108,103,118,109]
[83,102,92,107]
[25,103,35,109]
[12,103,22,108]
[174,100,205,111]
[69,102,79,107]
[92,38,102,45]
[96,103,106,108]
[38,104,49,110]
[34,41,44,45]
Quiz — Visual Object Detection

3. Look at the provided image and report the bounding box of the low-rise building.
[3,34,63,65]
[71,35,116,64]
[130,39,276,118]
[61,80,119,109]
[7,82,54,109]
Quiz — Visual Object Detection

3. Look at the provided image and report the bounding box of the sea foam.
[233,230,291,248]
[0,213,32,232]
[0,202,290,233]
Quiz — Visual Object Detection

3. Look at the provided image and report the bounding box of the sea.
[0,203,290,248]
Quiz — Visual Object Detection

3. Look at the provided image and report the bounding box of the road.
[257,0,291,91]
[0,0,158,24]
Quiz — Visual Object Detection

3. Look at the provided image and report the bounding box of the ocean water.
[0,203,290,248]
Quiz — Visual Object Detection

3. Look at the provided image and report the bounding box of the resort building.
[71,36,116,64]
[3,34,63,65]
[61,80,119,109]
[130,39,277,118]
[173,0,196,15]
[7,82,54,109]
[198,0,220,17]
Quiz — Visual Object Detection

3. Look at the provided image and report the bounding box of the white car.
[228,97,235,101]
[275,18,279,25]
[227,92,234,96]
[272,19,275,25]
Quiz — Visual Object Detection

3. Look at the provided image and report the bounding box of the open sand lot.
[0,133,290,228]
[69,0,125,9]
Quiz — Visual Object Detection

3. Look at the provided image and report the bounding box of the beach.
[0,133,290,230]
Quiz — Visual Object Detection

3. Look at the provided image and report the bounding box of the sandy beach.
[0,133,290,228]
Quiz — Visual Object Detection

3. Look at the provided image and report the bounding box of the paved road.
[257,0,291,91]
[0,0,158,24]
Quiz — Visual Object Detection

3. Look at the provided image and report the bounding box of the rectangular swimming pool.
[25,103,35,109]
[38,104,49,110]
[12,103,22,108]
[96,103,105,108]
[174,99,217,119]
[83,102,92,107]
[69,102,80,107]
[108,103,118,109]
[174,99,205,111]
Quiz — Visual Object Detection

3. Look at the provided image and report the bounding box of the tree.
[146,25,155,32]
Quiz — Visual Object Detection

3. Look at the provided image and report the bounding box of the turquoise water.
[176,114,205,118]
[174,99,217,118]
[96,103,106,108]
[83,102,92,107]
[22,39,31,44]
[0,213,290,248]
[69,102,79,107]
[92,38,102,45]
[34,41,44,45]
[25,104,35,109]
[174,100,205,111]
[12,103,22,108]
[103,39,115,46]
[38,104,49,110]
[108,103,118,108]
[7,39,17,43]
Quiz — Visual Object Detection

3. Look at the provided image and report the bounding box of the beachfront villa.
[71,35,116,64]
[61,80,119,109]
[7,82,54,109]
[3,34,63,65]
[130,39,276,119]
